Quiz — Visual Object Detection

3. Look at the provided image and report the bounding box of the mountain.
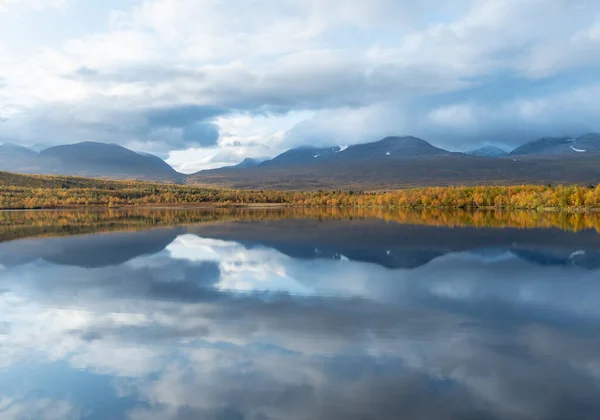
[337,136,449,159]
[571,133,600,152]
[0,143,44,172]
[510,133,600,156]
[186,134,600,190]
[29,143,55,152]
[260,146,341,167]
[233,158,263,169]
[0,141,181,181]
[39,142,181,180]
[193,157,266,172]
[257,136,449,169]
[187,153,600,190]
[0,143,37,157]
[138,152,179,173]
[4,133,600,188]
[468,146,508,157]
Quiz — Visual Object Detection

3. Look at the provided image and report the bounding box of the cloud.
[0,0,67,11]
[1,0,600,169]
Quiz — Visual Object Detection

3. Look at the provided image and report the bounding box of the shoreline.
[2,204,600,213]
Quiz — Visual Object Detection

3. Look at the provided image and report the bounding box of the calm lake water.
[2,208,600,419]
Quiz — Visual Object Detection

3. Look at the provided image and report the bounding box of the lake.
[1,208,600,419]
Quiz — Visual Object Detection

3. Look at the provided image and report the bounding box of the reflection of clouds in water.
[168,235,313,295]
[171,234,600,324]
[1,233,600,418]
[0,396,78,420]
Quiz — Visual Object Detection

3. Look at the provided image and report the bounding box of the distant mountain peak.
[577,133,600,141]
[234,157,263,168]
[234,135,449,171]
[381,135,423,141]
[510,134,600,156]
[468,146,508,157]
[340,135,449,158]
[0,142,37,156]
[0,141,181,180]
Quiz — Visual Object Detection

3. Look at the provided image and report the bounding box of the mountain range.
[2,133,600,188]
[0,141,181,181]
[186,133,600,189]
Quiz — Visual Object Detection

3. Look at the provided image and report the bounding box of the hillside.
[39,142,181,180]
[0,142,182,181]
[187,153,600,190]
[0,171,146,189]
[335,136,448,160]
[510,133,600,156]
[0,143,44,172]
[0,143,38,157]
[468,146,508,157]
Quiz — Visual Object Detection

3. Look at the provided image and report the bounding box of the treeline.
[2,171,600,210]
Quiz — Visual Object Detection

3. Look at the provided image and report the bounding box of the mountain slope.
[510,133,600,156]
[39,142,181,180]
[138,152,180,174]
[0,143,37,157]
[260,146,341,167]
[234,158,263,168]
[186,153,600,190]
[0,142,181,181]
[186,134,600,189]
[337,136,449,159]
[257,136,448,168]
[468,146,508,157]
[0,143,44,172]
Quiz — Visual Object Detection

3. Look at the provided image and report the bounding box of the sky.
[1,0,600,172]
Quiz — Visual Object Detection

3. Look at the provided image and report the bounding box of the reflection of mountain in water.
[190,219,600,270]
[2,217,600,270]
[0,228,182,268]
[511,249,600,269]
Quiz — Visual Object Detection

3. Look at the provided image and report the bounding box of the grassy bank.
[1,171,600,210]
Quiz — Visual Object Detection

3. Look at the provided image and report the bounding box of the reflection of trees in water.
[2,207,600,243]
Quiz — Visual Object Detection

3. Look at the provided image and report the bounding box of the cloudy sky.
[1,0,600,172]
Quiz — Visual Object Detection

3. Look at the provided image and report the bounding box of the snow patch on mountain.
[337,145,349,152]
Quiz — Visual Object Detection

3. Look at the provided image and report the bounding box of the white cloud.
[1,0,600,168]
[167,111,312,172]
[428,104,477,128]
[0,0,66,11]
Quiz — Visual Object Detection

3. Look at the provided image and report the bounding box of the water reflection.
[1,210,600,419]
[4,207,600,244]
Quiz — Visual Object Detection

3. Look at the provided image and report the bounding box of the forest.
[2,171,600,210]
